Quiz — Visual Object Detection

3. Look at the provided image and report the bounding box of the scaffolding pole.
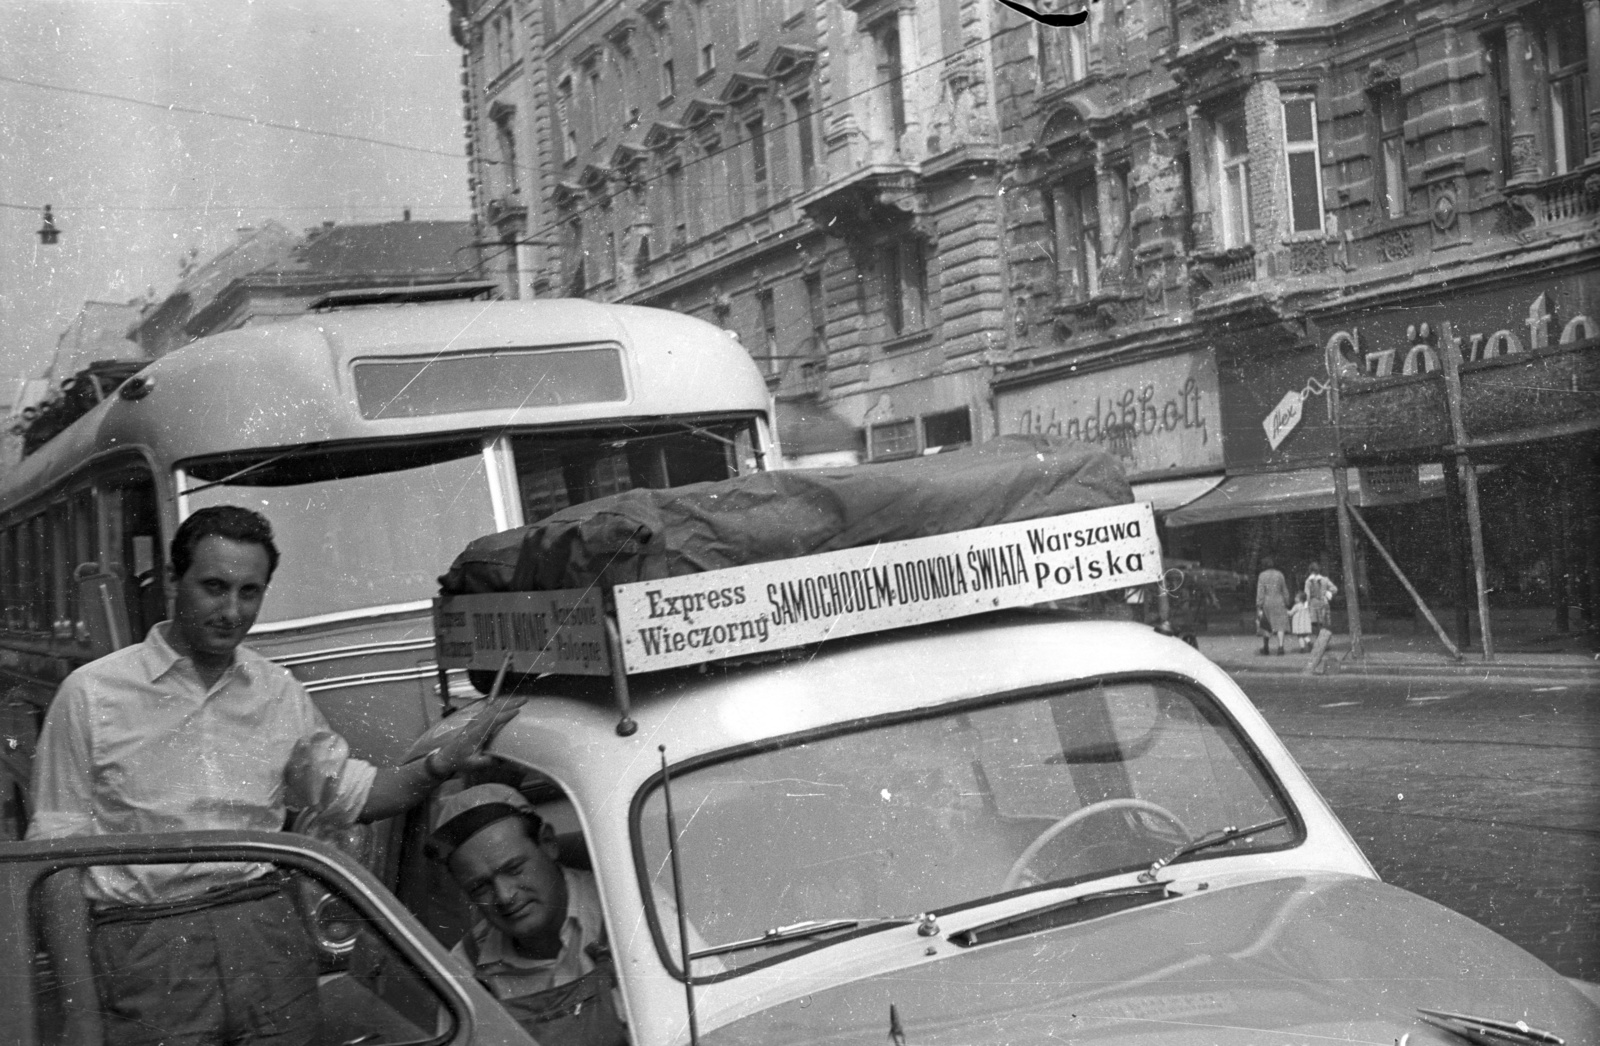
[1440,322,1495,661]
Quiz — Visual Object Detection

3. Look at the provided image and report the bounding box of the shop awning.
[1130,474,1225,513]
[1164,465,1445,528]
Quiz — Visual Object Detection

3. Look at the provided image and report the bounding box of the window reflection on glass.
[30,863,450,1046]
[637,678,1295,976]
[511,420,753,525]
[186,441,496,623]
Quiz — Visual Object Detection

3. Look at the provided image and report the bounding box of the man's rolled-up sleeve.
[25,675,97,840]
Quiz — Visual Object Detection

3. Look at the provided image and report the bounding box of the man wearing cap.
[430,783,629,1046]
[28,505,519,1046]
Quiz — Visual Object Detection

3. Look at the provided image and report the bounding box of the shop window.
[881,239,927,336]
[868,419,918,460]
[1281,96,1323,234]
[1370,84,1407,218]
[1214,107,1252,247]
[922,409,972,453]
[1544,5,1589,174]
[1047,175,1100,303]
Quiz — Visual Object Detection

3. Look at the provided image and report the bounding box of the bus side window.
[25,516,46,633]
[46,503,70,639]
[99,466,165,644]
[65,488,97,640]
[0,525,14,630]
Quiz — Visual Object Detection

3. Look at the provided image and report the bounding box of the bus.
[0,284,780,848]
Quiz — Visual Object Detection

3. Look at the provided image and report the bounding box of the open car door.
[0,830,538,1046]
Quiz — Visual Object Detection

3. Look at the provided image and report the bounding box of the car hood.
[701,873,1599,1045]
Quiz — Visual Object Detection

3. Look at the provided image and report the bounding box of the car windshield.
[637,677,1296,976]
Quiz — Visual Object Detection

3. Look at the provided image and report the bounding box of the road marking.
[1531,686,1568,692]
[1405,694,1454,703]
[1320,701,1361,707]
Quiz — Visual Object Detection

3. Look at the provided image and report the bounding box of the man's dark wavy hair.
[170,506,281,581]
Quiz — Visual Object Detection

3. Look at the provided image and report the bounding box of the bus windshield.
[185,440,496,625]
[181,418,760,625]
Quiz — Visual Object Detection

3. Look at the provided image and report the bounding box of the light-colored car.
[418,611,1598,1046]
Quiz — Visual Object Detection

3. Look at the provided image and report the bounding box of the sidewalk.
[1199,630,1600,681]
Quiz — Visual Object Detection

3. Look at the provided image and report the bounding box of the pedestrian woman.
[1304,560,1339,636]
[1256,556,1291,655]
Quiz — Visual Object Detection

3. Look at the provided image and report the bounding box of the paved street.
[1236,673,1600,981]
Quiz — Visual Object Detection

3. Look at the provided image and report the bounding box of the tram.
[0,284,780,847]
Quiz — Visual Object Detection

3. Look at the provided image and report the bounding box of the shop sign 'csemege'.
[991,0,1095,26]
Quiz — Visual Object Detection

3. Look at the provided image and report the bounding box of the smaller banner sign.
[434,590,610,676]
[613,502,1162,673]
[1262,389,1304,451]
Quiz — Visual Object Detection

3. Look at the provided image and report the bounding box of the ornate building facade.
[454,0,1599,637]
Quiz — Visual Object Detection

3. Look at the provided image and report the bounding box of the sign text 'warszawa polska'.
[615,502,1159,672]
[434,503,1161,676]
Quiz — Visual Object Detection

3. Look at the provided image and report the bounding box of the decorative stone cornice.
[720,72,770,106]
[764,44,818,81]
[643,120,687,150]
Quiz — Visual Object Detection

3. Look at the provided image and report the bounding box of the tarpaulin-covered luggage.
[439,435,1131,596]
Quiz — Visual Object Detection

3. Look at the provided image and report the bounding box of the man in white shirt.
[28,505,517,1046]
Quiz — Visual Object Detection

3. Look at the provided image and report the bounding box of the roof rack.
[434,503,1163,736]
[307,281,501,311]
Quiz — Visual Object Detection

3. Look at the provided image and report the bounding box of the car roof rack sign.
[434,501,1163,735]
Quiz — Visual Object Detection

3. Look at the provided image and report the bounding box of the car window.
[24,860,454,1046]
[636,676,1297,976]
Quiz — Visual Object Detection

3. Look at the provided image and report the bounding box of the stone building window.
[1370,83,1407,218]
[868,419,918,460]
[584,59,604,145]
[921,409,972,453]
[661,56,677,100]
[747,114,769,205]
[1281,96,1323,235]
[693,0,715,76]
[1037,16,1088,87]
[805,271,826,354]
[1046,175,1100,303]
[1484,32,1515,184]
[882,238,927,335]
[1544,4,1589,175]
[792,92,818,188]
[558,76,578,163]
[1214,106,1251,247]
[872,21,908,154]
[757,287,779,374]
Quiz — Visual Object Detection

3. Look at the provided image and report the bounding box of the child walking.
[1290,590,1313,651]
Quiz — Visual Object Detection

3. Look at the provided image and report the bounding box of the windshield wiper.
[690,916,912,959]
[1137,816,1290,883]
[949,882,1174,948]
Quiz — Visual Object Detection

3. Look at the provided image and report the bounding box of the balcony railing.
[1507,167,1600,233]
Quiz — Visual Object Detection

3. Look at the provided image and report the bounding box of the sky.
[0,0,470,387]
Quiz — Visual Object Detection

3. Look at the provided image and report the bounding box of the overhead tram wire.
[460,18,1035,278]
[0,73,466,161]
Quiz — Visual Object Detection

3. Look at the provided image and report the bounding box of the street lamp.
[37,205,60,246]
